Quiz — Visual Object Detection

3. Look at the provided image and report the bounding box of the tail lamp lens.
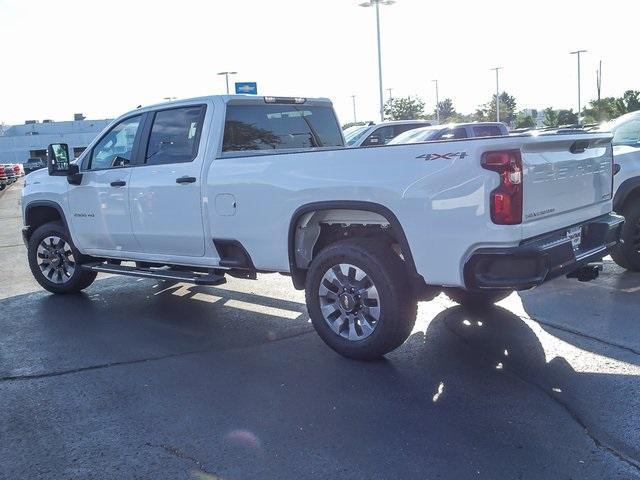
[481,149,523,225]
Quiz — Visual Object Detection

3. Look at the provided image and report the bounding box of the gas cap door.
[215,193,237,216]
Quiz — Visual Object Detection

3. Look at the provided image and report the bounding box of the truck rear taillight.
[481,149,523,225]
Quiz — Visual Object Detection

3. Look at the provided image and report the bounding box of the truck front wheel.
[27,221,97,294]
[305,239,417,360]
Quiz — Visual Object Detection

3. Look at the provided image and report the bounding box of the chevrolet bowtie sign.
[235,82,258,95]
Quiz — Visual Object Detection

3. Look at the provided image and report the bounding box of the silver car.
[344,120,435,147]
[388,122,509,144]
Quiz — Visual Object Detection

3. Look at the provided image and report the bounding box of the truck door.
[67,115,143,252]
[128,105,208,257]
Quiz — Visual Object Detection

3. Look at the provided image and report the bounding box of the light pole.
[217,71,237,95]
[490,67,503,122]
[432,79,439,123]
[570,50,587,124]
[351,95,358,123]
[359,0,395,122]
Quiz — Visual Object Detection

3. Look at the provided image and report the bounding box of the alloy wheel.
[318,263,381,341]
[36,235,76,284]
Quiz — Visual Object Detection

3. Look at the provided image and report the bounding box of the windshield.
[388,126,442,145]
[344,125,370,146]
[603,113,640,146]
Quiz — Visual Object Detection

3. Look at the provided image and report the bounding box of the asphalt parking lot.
[1,179,639,480]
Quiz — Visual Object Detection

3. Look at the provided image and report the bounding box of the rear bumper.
[464,213,624,291]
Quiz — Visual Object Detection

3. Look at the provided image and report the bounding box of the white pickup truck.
[22,95,623,359]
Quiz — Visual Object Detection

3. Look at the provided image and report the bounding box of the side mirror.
[47,143,71,175]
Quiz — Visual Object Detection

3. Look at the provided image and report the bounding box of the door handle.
[110,180,126,187]
[176,176,197,184]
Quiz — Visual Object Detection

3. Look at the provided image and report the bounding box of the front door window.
[89,116,142,170]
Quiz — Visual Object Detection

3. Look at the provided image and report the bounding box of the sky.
[1,0,638,126]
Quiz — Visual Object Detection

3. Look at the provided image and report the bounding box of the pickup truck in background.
[21,95,623,359]
[24,157,47,174]
[600,111,640,270]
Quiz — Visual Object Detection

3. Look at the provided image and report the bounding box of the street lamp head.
[569,50,587,55]
[217,71,237,75]
[359,0,395,6]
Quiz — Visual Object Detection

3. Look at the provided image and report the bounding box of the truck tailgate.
[521,133,613,224]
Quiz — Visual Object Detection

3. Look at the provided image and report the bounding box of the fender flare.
[613,177,640,212]
[287,200,421,290]
[24,200,70,239]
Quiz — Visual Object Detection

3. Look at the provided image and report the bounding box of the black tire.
[444,288,512,308]
[28,221,97,294]
[610,201,640,271]
[305,238,417,360]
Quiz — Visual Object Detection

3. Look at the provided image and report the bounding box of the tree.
[615,90,640,115]
[515,112,536,129]
[582,97,618,123]
[542,108,578,127]
[475,92,517,125]
[543,107,559,127]
[435,98,456,122]
[556,109,578,125]
[384,96,425,120]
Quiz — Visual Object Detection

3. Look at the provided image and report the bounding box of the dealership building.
[0,114,112,163]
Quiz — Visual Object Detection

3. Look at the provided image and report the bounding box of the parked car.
[12,163,24,177]
[2,164,17,184]
[22,94,621,360]
[601,111,640,270]
[388,122,509,144]
[0,165,7,190]
[24,158,46,174]
[345,120,435,147]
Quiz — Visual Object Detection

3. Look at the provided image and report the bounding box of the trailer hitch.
[566,262,603,282]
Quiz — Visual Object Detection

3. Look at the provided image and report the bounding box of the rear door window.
[472,125,503,137]
[145,106,206,165]
[393,123,426,137]
[223,105,343,153]
[435,127,468,140]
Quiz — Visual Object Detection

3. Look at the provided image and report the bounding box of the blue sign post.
[235,82,258,95]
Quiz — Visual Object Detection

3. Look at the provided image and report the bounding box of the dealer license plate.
[566,226,583,251]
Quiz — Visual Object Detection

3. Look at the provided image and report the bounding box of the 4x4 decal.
[416,152,468,161]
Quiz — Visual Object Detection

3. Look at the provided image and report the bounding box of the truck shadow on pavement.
[405,303,640,467]
[518,261,640,364]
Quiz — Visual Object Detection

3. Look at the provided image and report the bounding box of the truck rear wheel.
[305,238,417,360]
[610,202,640,271]
[444,288,512,308]
[27,221,97,294]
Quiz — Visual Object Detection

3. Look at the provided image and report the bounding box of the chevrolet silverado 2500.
[21,95,623,359]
